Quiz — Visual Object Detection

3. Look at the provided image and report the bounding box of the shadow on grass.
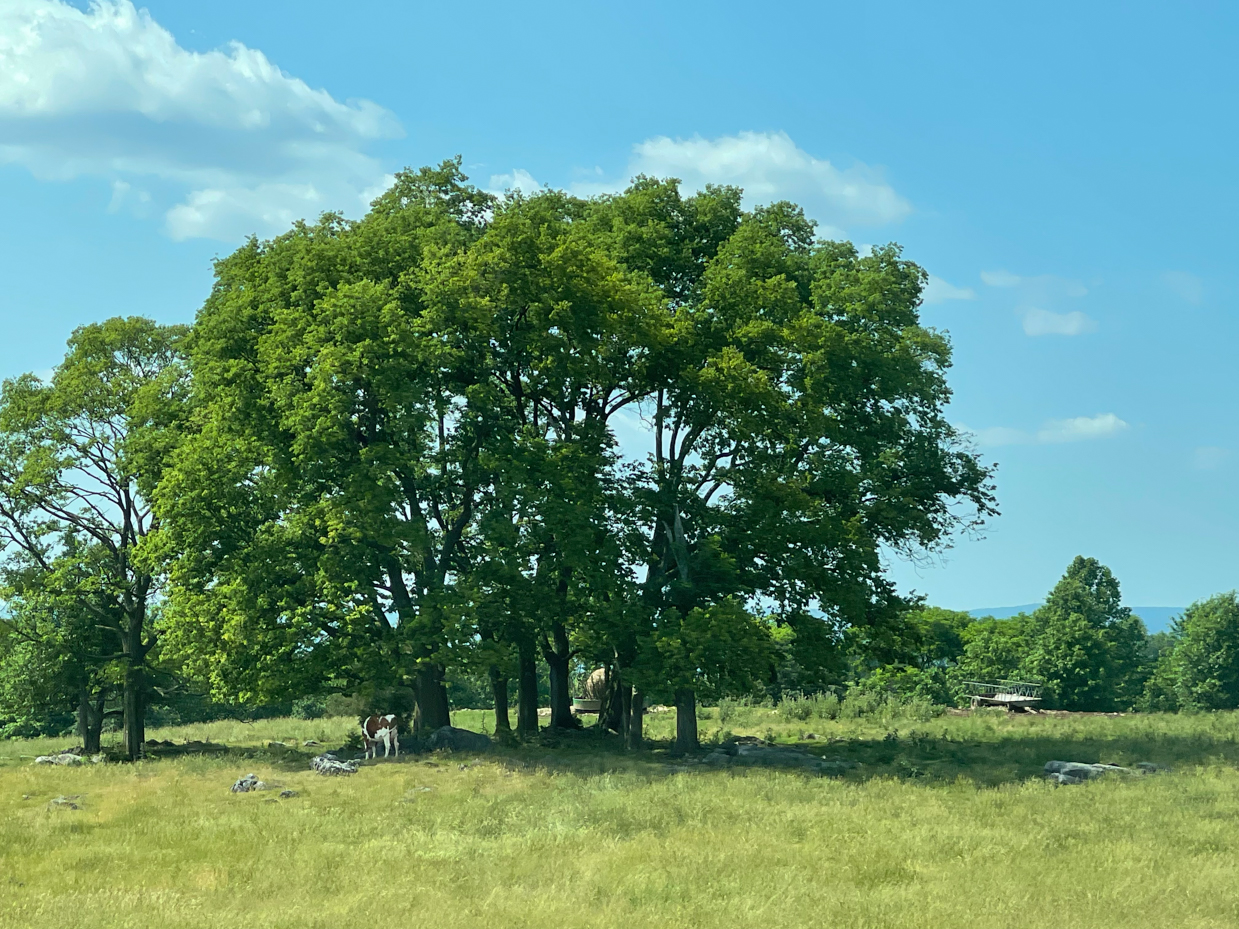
[15,717,1239,789]
[431,724,1239,788]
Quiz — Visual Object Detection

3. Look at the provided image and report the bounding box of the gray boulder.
[35,752,82,766]
[230,773,268,793]
[1044,760,1136,782]
[426,726,491,753]
[1047,772,1085,785]
[310,753,359,776]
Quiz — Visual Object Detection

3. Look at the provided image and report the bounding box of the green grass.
[3,708,1239,928]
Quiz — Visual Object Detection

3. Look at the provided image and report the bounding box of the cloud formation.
[1022,308,1097,336]
[0,0,400,240]
[487,168,541,197]
[922,275,977,304]
[962,413,1128,447]
[981,268,1095,336]
[572,131,910,237]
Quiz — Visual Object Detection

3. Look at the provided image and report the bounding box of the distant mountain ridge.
[967,604,1184,634]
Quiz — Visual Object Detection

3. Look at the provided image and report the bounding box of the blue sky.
[1,0,1235,611]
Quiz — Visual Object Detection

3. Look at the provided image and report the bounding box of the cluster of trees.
[8,161,1231,759]
[876,557,1239,713]
[0,161,997,756]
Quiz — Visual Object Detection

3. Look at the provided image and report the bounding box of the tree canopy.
[150,160,996,749]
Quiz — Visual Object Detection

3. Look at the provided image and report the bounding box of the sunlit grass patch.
[3,711,1239,927]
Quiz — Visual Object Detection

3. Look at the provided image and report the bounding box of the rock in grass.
[278,789,298,798]
[1047,772,1085,785]
[1044,760,1139,782]
[426,726,491,753]
[310,753,359,776]
[47,795,81,809]
[35,753,82,766]
[231,773,269,793]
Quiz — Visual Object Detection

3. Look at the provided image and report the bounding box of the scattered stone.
[47,795,81,810]
[310,753,359,776]
[646,704,672,713]
[21,794,32,801]
[1047,772,1085,786]
[1137,762,1169,774]
[426,726,491,753]
[88,755,105,765]
[35,753,82,766]
[267,741,290,750]
[695,741,855,775]
[278,789,298,798]
[1043,760,1142,783]
[303,740,321,747]
[230,773,269,793]
[536,707,552,718]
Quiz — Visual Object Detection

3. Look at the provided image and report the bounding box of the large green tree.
[624,205,996,749]
[157,164,995,749]
[157,163,500,731]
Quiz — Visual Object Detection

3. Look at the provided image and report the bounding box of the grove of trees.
[0,161,1233,757]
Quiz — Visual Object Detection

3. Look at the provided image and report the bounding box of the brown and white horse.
[361,714,399,759]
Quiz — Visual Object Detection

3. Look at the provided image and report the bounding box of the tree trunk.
[123,661,145,760]
[120,607,148,761]
[674,688,698,754]
[541,621,579,730]
[412,664,451,734]
[598,665,625,732]
[626,689,645,751]
[489,665,511,734]
[516,639,540,736]
[77,684,104,755]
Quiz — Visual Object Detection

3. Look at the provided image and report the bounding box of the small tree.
[1022,557,1149,711]
[0,318,188,759]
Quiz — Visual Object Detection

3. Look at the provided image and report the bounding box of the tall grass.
[3,711,1239,927]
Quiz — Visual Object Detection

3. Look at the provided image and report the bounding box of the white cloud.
[569,130,910,236]
[487,168,542,197]
[1022,308,1097,336]
[922,275,976,304]
[1036,413,1127,443]
[1193,446,1230,470]
[981,268,1096,336]
[1162,271,1203,305]
[960,413,1128,447]
[0,0,400,240]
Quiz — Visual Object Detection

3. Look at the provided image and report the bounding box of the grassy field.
[3,707,1239,928]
